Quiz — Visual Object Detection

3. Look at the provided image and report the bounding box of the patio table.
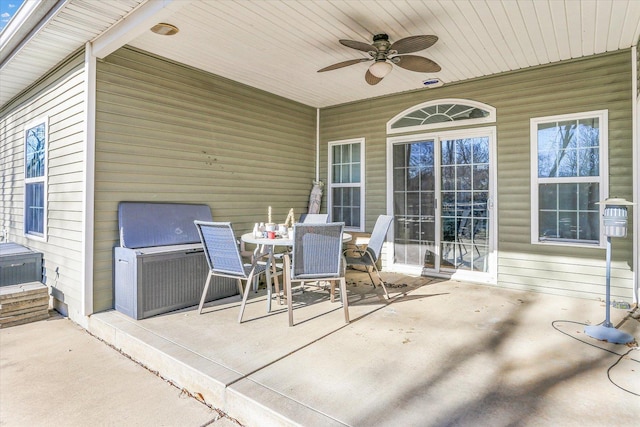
[240,232,352,312]
[240,232,352,247]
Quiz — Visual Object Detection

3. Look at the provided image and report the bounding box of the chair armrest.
[238,239,256,260]
[343,242,368,257]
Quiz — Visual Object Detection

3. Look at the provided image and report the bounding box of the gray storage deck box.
[0,243,43,287]
[114,202,238,319]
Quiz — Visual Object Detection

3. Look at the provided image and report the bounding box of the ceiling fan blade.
[393,55,441,73]
[390,35,438,54]
[340,39,376,52]
[365,69,383,85]
[318,58,371,72]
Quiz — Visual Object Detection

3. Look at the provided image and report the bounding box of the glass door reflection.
[440,137,490,273]
[392,141,437,270]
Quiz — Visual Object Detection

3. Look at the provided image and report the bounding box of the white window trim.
[328,137,365,232]
[530,110,608,249]
[387,98,496,135]
[23,116,49,242]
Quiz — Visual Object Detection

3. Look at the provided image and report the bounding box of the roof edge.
[0,0,66,66]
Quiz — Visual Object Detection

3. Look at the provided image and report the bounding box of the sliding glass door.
[389,129,496,282]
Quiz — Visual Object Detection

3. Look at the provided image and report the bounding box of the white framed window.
[328,138,364,231]
[530,110,608,247]
[24,117,48,240]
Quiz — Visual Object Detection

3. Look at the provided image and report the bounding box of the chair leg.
[198,272,213,314]
[274,269,282,305]
[236,278,244,296]
[265,257,273,313]
[287,280,294,326]
[272,256,284,306]
[330,281,336,303]
[252,247,262,293]
[364,253,390,299]
[372,265,390,299]
[238,270,255,323]
[364,267,377,288]
[339,277,349,323]
[284,255,294,327]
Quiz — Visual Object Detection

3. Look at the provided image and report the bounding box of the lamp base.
[584,324,635,344]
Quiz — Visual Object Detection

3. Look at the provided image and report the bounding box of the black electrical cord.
[607,347,640,396]
[551,319,639,397]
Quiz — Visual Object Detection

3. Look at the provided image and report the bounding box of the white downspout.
[316,108,320,181]
[81,42,96,319]
[632,46,639,305]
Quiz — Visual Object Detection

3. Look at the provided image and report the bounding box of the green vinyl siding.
[320,49,634,301]
[93,47,316,312]
[0,52,86,319]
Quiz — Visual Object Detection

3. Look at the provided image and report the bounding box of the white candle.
[268,206,272,224]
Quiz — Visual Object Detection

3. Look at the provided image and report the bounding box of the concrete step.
[0,281,48,299]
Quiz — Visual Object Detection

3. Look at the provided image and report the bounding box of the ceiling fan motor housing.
[371,34,392,59]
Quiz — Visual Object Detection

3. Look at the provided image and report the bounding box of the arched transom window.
[387,99,496,134]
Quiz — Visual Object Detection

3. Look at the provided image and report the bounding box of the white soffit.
[0,0,146,106]
[128,0,640,107]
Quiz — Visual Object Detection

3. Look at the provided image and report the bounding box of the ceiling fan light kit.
[369,61,393,78]
[318,33,440,85]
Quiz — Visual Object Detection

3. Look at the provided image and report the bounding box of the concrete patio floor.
[88,271,640,426]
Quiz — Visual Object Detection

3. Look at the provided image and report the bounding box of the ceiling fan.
[318,33,441,85]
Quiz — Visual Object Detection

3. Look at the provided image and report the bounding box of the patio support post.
[316,108,320,182]
[80,42,97,321]
[632,45,639,305]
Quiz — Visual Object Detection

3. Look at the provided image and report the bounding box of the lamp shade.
[369,61,393,78]
[597,198,635,237]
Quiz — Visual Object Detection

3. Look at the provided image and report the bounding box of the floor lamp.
[584,198,635,344]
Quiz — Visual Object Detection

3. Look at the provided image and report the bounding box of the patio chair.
[344,215,393,299]
[194,221,267,322]
[284,222,349,326]
[281,214,328,287]
[299,213,329,223]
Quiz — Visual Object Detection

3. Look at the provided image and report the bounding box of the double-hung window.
[328,138,364,231]
[530,110,607,247]
[24,118,48,239]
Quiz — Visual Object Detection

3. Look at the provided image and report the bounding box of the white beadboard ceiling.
[2,0,640,109]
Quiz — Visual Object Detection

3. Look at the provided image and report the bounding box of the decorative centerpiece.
[284,208,295,237]
[265,206,277,238]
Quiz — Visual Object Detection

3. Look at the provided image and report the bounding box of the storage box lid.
[0,242,37,256]
[118,202,213,248]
